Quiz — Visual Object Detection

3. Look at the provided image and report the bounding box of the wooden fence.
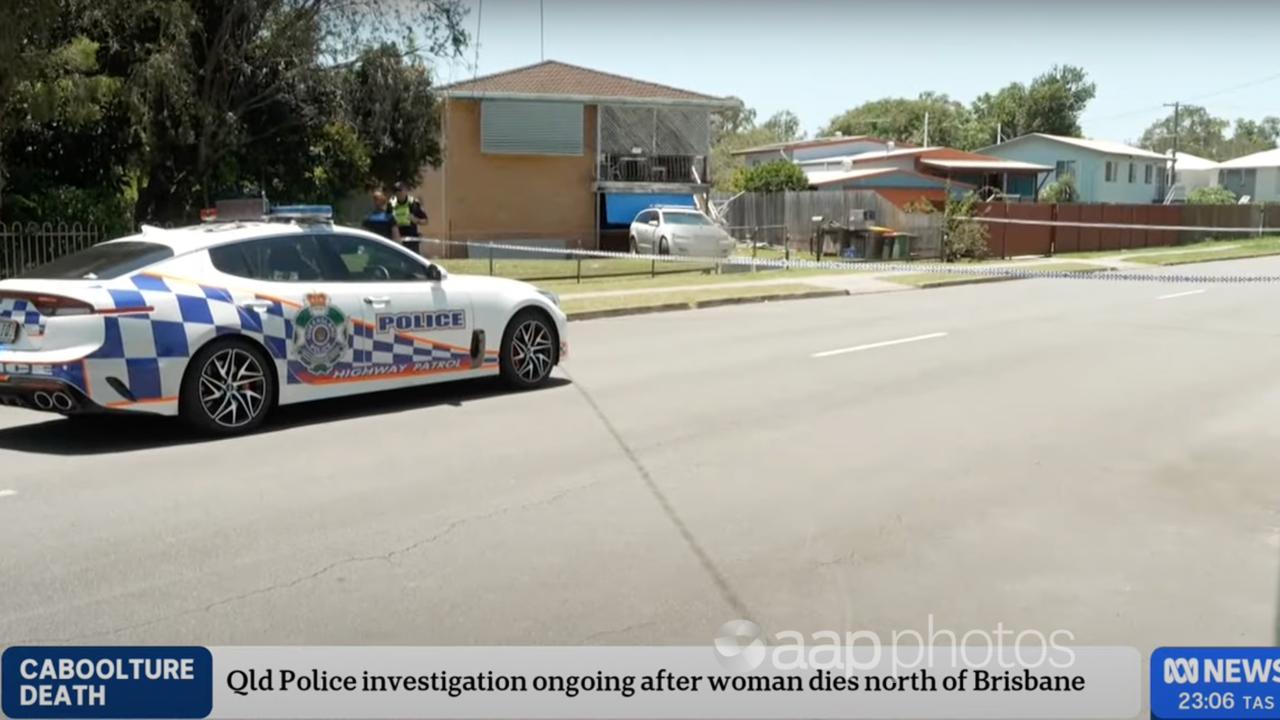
[0,222,104,279]
[977,203,1280,258]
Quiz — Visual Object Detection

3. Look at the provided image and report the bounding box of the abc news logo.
[1163,657,1280,685]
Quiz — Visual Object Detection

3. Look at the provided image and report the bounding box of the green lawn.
[543,266,866,294]
[1121,237,1280,265]
[562,283,835,316]
[440,256,719,281]
[885,262,1113,288]
[1058,235,1280,262]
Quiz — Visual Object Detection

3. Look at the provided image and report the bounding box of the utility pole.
[540,0,545,61]
[1164,101,1180,195]
[923,111,929,147]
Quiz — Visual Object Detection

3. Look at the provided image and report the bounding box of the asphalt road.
[3,257,1279,655]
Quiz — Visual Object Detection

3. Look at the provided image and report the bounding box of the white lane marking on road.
[1157,289,1207,300]
[0,489,16,499]
[812,332,949,358]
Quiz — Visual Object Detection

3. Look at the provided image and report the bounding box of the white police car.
[0,206,567,434]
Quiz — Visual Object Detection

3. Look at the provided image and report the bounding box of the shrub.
[942,192,991,262]
[1187,185,1237,205]
[730,160,810,193]
[1040,175,1078,203]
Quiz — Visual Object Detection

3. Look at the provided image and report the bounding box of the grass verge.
[1058,235,1280,262]
[1122,238,1280,265]
[884,262,1113,288]
[562,283,836,317]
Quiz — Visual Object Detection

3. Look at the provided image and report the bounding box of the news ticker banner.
[1,645,1144,719]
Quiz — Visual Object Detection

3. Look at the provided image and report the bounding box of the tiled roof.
[439,60,728,104]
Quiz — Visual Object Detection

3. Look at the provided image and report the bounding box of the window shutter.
[481,100,584,156]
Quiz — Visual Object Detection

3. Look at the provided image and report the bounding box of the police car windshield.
[19,241,175,280]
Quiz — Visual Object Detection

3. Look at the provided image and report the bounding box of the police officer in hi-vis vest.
[390,181,429,252]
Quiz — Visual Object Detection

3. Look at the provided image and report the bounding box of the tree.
[969,65,1096,146]
[1139,105,1229,159]
[1020,65,1096,137]
[822,92,972,148]
[761,110,802,142]
[1224,116,1280,159]
[710,97,756,145]
[729,160,809,192]
[1187,185,1237,205]
[0,1,122,216]
[343,43,445,186]
[708,104,805,191]
[102,0,469,223]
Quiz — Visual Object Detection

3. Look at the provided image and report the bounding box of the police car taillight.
[33,294,95,316]
[0,292,102,317]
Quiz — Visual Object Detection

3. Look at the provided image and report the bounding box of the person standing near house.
[362,190,399,241]
[390,181,428,253]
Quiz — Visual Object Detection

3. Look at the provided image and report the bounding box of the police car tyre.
[180,338,275,434]
[658,237,670,255]
[500,309,556,390]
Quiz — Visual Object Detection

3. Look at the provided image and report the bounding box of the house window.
[1144,164,1153,184]
[481,100,584,156]
[1105,161,1116,182]
[1127,162,1136,183]
[1054,160,1076,180]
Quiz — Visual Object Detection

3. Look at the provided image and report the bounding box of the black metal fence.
[0,222,103,280]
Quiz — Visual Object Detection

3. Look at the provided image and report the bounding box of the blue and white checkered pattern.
[78,273,293,403]
[0,298,46,337]
[350,321,471,367]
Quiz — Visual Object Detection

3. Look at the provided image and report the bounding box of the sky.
[434,0,1280,144]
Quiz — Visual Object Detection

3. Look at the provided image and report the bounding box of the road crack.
[12,477,609,644]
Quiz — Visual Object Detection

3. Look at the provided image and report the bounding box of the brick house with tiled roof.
[416,61,736,256]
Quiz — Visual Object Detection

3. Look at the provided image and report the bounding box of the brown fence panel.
[1099,205,1128,250]
[1148,205,1180,247]
[1001,203,1052,256]
[1266,205,1280,234]
[1132,205,1151,248]
[1180,205,1208,244]
[1055,204,1081,253]
[1079,205,1102,252]
[978,203,1009,258]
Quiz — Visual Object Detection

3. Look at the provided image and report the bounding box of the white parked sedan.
[628,206,735,258]
[0,207,567,434]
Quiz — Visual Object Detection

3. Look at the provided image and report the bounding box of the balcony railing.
[597,154,708,185]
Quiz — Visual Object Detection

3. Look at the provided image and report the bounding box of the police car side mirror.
[426,263,446,281]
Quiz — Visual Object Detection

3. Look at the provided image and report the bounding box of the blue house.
[980,133,1169,203]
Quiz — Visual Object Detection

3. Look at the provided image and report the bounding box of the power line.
[1090,72,1280,123]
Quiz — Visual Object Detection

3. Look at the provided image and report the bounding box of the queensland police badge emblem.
[293,292,349,375]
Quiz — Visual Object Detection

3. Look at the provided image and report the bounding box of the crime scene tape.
[430,238,1280,285]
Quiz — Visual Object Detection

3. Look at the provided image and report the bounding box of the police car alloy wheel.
[500,310,556,389]
[180,339,275,434]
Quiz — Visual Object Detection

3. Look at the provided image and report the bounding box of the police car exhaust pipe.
[51,392,74,411]
[32,392,53,410]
